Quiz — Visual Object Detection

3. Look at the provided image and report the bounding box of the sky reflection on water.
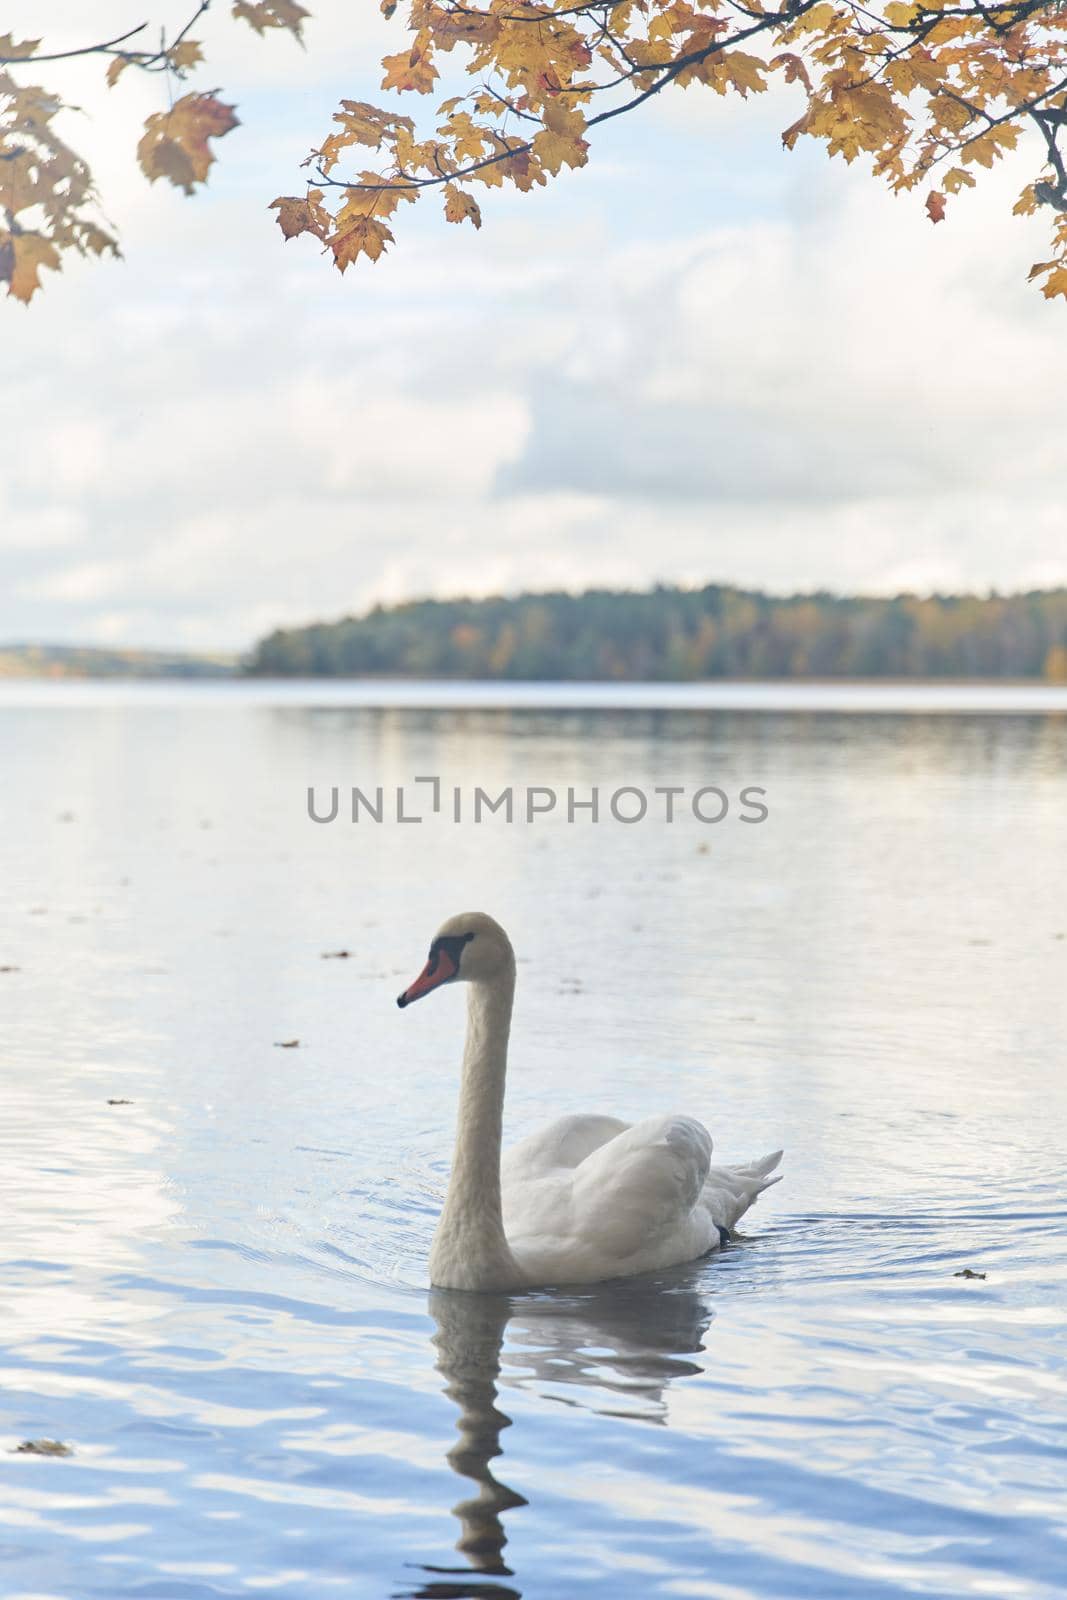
[0,687,1065,1599]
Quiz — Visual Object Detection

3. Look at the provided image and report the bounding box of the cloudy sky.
[4,1,1067,652]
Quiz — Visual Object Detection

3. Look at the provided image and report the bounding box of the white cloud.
[3,4,1066,650]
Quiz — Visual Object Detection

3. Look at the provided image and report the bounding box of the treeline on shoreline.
[246,584,1067,681]
[0,644,236,679]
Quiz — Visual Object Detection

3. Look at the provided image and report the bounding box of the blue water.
[1,685,1065,1599]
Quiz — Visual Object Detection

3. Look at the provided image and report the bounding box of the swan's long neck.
[430,966,523,1291]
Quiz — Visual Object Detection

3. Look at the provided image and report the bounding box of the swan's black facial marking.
[428,931,475,972]
[397,931,475,1008]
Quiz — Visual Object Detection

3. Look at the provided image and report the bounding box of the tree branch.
[0,4,211,72]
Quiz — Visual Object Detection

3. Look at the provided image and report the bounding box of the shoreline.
[2,678,1067,713]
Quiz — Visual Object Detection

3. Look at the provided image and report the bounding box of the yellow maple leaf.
[723,51,769,97]
[328,101,415,160]
[1,231,61,303]
[443,183,482,227]
[381,34,439,94]
[904,49,945,93]
[329,216,395,270]
[470,157,507,190]
[626,40,676,74]
[139,138,198,192]
[394,129,453,175]
[532,101,589,177]
[440,111,491,163]
[927,93,972,134]
[943,166,976,194]
[781,3,843,38]
[335,175,419,223]
[0,150,44,217]
[168,40,205,73]
[961,123,1020,170]
[883,1,920,25]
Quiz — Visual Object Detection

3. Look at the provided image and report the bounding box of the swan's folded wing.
[502,1113,630,1183]
[570,1114,714,1259]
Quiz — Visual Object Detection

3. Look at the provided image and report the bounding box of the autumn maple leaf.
[443,184,482,228]
[269,190,330,241]
[381,34,439,95]
[232,1,309,40]
[137,93,240,194]
[329,216,395,270]
[1,231,61,303]
[12,0,1067,303]
[532,101,589,177]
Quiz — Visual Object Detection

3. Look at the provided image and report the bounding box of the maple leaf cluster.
[268,0,1067,298]
[0,3,302,302]
[0,34,121,303]
[5,1,1067,301]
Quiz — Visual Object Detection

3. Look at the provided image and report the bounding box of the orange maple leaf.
[137,93,240,194]
[1039,266,1067,300]
[925,189,946,223]
[269,191,330,240]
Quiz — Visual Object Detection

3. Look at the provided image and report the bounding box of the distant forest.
[246,585,1067,681]
[0,644,235,679]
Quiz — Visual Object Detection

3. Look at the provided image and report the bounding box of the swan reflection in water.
[398,1271,714,1600]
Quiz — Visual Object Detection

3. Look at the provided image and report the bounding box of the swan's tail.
[704,1149,784,1235]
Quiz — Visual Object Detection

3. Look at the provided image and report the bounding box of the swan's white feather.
[501,1113,629,1176]
[501,1112,782,1286]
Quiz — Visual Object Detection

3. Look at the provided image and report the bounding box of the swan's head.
[396,912,514,1008]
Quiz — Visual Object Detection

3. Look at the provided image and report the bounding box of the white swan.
[397,912,783,1291]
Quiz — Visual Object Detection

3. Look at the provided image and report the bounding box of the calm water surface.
[1,685,1065,1600]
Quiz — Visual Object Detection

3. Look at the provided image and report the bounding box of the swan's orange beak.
[397,947,459,1008]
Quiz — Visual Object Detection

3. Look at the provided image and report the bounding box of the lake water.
[1,683,1065,1600]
